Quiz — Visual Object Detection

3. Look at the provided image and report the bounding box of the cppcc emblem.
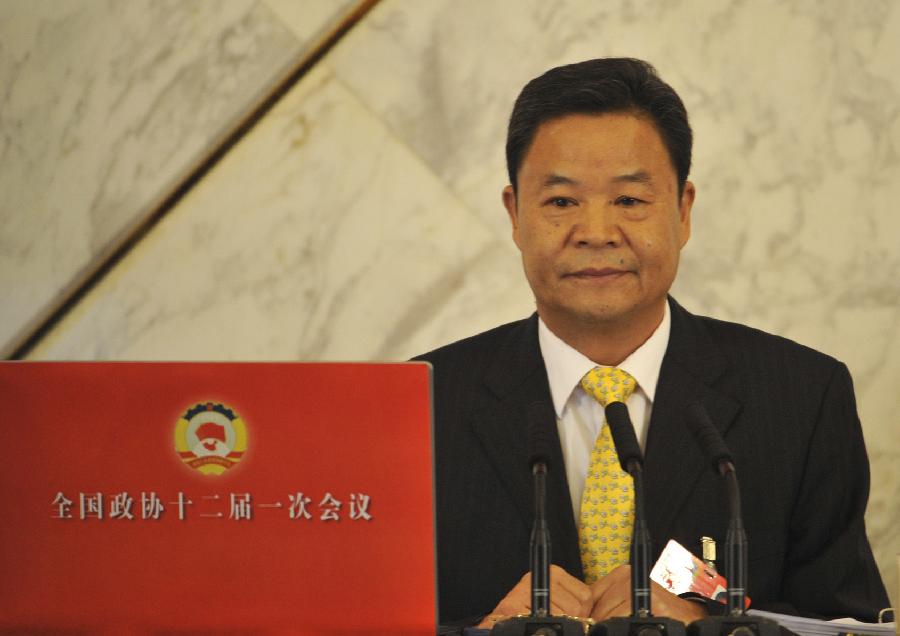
[175,402,247,475]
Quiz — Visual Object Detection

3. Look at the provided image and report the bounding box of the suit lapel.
[644,299,743,549]
[469,315,583,577]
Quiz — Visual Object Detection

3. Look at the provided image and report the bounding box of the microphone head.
[604,402,643,472]
[685,401,734,471]
[526,401,555,469]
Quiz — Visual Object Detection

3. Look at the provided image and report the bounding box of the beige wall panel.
[0,0,356,356]
[30,64,501,362]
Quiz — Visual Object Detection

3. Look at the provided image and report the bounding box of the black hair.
[506,58,692,195]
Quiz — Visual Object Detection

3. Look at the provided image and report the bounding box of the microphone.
[683,402,779,636]
[605,402,652,618]
[683,403,745,616]
[528,400,555,618]
[589,402,685,636]
[491,402,584,636]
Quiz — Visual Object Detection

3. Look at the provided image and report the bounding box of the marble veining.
[31,66,498,367]
[0,0,356,355]
[262,0,360,43]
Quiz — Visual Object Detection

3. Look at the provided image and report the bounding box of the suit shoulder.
[413,317,532,370]
[695,312,845,375]
[412,317,537,422]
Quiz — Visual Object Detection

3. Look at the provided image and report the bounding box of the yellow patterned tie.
[579,367,637,584]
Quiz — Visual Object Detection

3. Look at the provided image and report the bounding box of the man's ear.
[502,185,521,247]
[678,180,695,248]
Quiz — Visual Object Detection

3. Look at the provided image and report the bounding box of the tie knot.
[581,366,637,407]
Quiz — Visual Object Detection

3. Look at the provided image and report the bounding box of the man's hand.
[476,565,594,628]
[589,565,708,623]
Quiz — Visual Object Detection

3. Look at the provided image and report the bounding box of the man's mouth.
[565,267,630,278]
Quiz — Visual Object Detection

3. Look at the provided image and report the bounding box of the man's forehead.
[518,113,677,192]
[540,170,655,188]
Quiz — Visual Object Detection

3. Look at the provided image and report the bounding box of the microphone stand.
[531,459,551,617]
[588,402,686,636]
[684,403,779,636]
[491,403,584,636]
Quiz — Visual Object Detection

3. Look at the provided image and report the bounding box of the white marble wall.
[9,0,900,607]
[0,0,356,356]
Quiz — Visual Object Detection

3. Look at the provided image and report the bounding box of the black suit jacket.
[417,298,888,624]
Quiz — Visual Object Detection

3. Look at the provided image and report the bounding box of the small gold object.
[701,536,717,570]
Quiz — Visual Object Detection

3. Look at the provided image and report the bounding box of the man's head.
[506,58,692,198]
[502,59,695,362]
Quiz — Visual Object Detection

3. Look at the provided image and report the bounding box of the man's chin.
[538,297,663,331]
[540,301,634,327]
[572,307,635,327]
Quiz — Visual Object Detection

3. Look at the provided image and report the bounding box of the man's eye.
[548,197,574,208]
[615,196,642,206]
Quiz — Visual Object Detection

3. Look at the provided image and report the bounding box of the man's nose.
[570,204,622,248]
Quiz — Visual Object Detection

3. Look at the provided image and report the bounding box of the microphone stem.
[531,462,551,617]
[721,462,747,616]
[629,462,652,617]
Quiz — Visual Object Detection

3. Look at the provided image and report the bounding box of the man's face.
[503,112,694,335]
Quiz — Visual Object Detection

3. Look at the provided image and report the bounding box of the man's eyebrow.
[612,171,654,185]
[541,174,580,187]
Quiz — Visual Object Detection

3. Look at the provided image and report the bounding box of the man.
[416,58,889,628]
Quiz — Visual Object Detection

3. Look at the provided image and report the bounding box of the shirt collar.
[538,301,671,418]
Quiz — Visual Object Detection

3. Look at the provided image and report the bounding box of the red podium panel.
[0,362,435,634]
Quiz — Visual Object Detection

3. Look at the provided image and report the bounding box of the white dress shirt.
[537,302,671,524]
